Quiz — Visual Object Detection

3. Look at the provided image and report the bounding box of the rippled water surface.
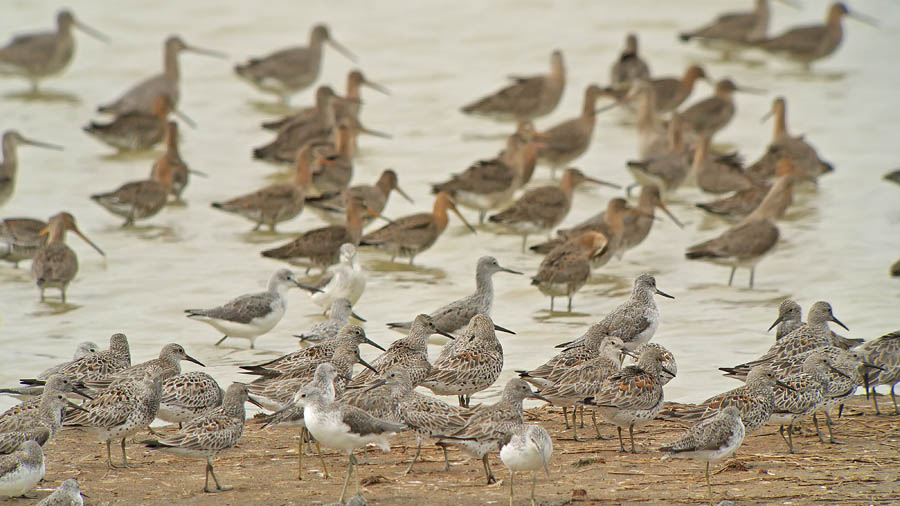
[1,0,899,412]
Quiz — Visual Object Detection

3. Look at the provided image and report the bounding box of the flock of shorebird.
[0,1,897,505]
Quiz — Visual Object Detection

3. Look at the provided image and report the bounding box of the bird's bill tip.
[655,288,674,299]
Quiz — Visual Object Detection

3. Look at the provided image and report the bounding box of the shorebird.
[98,35,225,115]
[186,268,317,349]
[689,136,757,194]
[31,212,105,303]
[535,186,681,256]
[559,274,673,352]
[252,85,337,164]
[520,326,617,388]
[306,168,412,226]
[361,367,470,473]
[529,336,628,440]
[660,406,745,505]
[263,69,389,130]
[625,115,690,196]
[421,314,505,407]
[436,379,548,484]
[461,50,565,122]
[661,366,790,435]
[387,256,521,335]
[860,331,900,415]
[0,375,90,444]
[531,231,609,312]
[212,145,314,232]
[360,191,475,265]
[813,348,879,443]
[308,244,365,312]
[147,383,263,493]
[157,371,224,426]
[0,441,43,498]
[769,299,803,341]
[261,197,379,272]
[35,341,98,380]
[235,24,356,104]
[680,79,756,141]
[353,315,453,387]
[432,125,544,223]
[90,153,176,226]
[769,351,848,452]
[0,218,48,268]
[83,342,204,390]
[297,298,360,345]
[696,157,811,218]
[151,121,192,201]
[754,2,877,70]
[239,324,384,381]
[649,65,709,114]
[0,130,63,209]
[292,384,405,503]
[719,302,852,378]
[499,424,552,506]
[306,122,356,195]
[679,0,789,54]
[34,478,83,506]
[83,94,174,152]
[609,33,650,92]
[685,165,795,288]
[0,10,107,93]
[583,346,673,453]
[64,366,165,468]
[26,333,131,384]
[489,168,619,251]
[535,85,607,176]
[747,97,833,180]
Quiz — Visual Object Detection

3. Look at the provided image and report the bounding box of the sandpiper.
[531,231,609,312]
[661,366,789,435]
[649,65,709,114]
[816,349,881,443]
[489,168,619,251]
[461,50,565,122]
[421,314,505,407]
[308,244,366,312]
[157,371,224,425]
[359,191,476,265]
[261,197,378,273]
[625,117,690,197]
[151,121,192,201]
[387,256,521,335]
[64,366,165,468]
[747,97,833,180]
[689,135,757,195]
[146,383,264,493]
[584,346,673,453]
[0,441,44,498]
[680,78,758,142]
[98,35,225,115]
[0,217,48,268]
[35,341,98,380]
[306,169,412,226]
[660,406,745,505]
[34,478,83,506]
[679,0,783,54]
[354,315,452,387]
[499,423,553,506]
[529,196,637,264]
[362,367,470,473]
[609,33,650,92]
[291,384,405,503]
[696,157,811,218]
[436,379,547,484]
[251,86,337,165]
[31,212,105,303]
[770,299,803,341]
[0,376,89,442]
[535,85,607,176]
[26,333,131,384]
[860,331,900,415]
[520,325,615,388]
[186,268,318,349]
[754,2,877,70]
[79,342,201,390]
[211,145,314,232]
[90,152,176,226]
[84,95,174,152]
[297,298,359,344]
[235,24,356,105]
[0,131,63,209]
[0,10,107,93]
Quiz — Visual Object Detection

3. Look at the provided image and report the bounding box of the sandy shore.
[18,395,900,505]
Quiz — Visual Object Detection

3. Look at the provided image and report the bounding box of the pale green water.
[1,0,899,413]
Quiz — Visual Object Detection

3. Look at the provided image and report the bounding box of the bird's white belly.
[0,462,44,497]
[500,442,544,472]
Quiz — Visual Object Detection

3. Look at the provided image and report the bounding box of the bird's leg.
[824,412,842,444]
[482,454,496,484]
[579,406,585,428]
[458,395,466,408]
[339,454,353,503]
[442,445,451,471]
[813,413,825,443]
[531,470,537,506]
[403,441,422,475]
[39,287,45,302]
[215,335,228,346]
[567,295,573,313]
[572,417,580,441]
[787,422,795,453]
[120,438,132,468]
[838,404,844,419]
[749,267,755,289]
[520,235,527,253]
[61,289,67,304]
[317,440,329,479]
[562,406,570,429]
[479,210,486,225]
[508,469,514,506]
[706,461,712,505]
[728,267,736,286]
[106,440,117,469]
[871,386,881,415]
[205,458,233,492]
[616,427,626,453]
[628,425,644,453]
[591,409,609,440]
[550,296,555,312]
[353,454,361,496]
[892,384,899,415]
[298,432,303,480]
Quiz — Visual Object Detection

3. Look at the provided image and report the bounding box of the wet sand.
[23,395,900,505]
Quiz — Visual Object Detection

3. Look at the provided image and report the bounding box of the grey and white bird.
[860,330,900,415]
[309,244,366,312]
[35,478,83,506]
[0,441,44,498]
[296,298,360,345]
[157,371,225,425]
[499,423,553,506]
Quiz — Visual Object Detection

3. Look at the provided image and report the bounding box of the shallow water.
[1,0,899,413]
